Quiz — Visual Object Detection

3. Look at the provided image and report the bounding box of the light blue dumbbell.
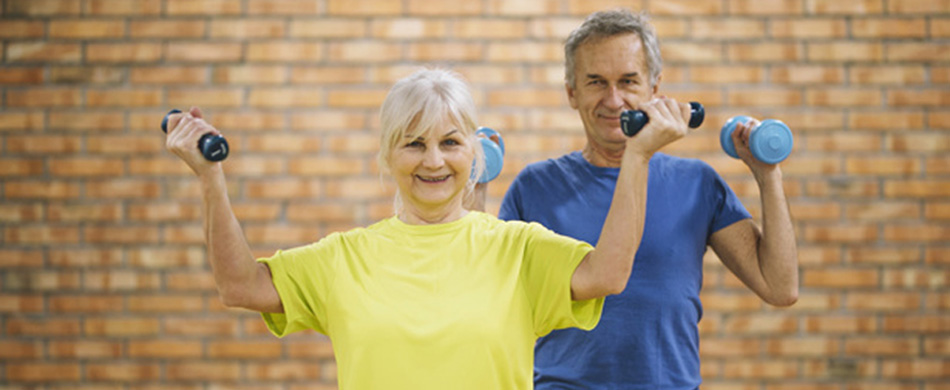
[475,127,505,183]
[720,116,793,164]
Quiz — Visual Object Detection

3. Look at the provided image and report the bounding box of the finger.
[190,106,204,120]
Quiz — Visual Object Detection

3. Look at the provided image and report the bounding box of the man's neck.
[582,140,627,168]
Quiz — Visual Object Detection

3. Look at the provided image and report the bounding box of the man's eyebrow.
[585,72,640,79]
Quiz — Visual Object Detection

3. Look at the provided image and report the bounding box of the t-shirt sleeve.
[498,170,525,221]
[707,165,753,233]
[519,222,603,337]
[257,233,341,337]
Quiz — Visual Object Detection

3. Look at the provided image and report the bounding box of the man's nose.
[603,86,624,110]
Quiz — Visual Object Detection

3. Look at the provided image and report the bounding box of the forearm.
[575,151,649,300]
[754,168,799,305]
[200,168,262,307]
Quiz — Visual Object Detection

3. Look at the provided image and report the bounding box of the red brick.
[0,204,44,223]
[771,65,844,85]
[852,18,927,38]
[850,112,924,130]
[727,0,801,14]
[49,249,123,267]
[0,68,39,85]
[84,318,160,336]
[803,269,879,288]
[48,204,121,222]
[845,202,920,220]
[248,0,320,14]
[129,20,207,38]
[6,0,80,15]
[166,0,242,15]
[889,134,950,153]
[488,88,564,107]
[290,66,367,84]
[48,112,125,131]
[851,65,926,85]
[165,271,217,291]
[49,20,125,39]
[5,181,80,199]
[87,89,162,107]
[49,341,122,358]
[0,21,45,38]
[6,363,81,382]
[0,294,44,313]
[6,318,81,335]
[85,226,159,244]
[167,362,242,381]
[210,19,286,39]
[167,43,242,62]
[888,43,950,62]
[86,363,161,381]
[723,360,798,379]
[0,341,43,359]
[408,0,484,14]
[845,157,920,176]
[725,43,800,62]
[884,315,950,333]
[87,43,162,63]
[7,88,81,107]
[881,359,950,379]
[247,42,324,62]
[883,223,950,242]
[807,0,883,14]
[325,89,389,108]
[809,42,883,62]
[806,133,880,152]
[0,158,43,176]
[847,292,920,312]
[766,337,839,357]
[806,89,881,107]
[926,202,950,220]
[328,42,401,63]
[885,180,950,198]
[884,269,949,289]
[327,0,402,14]
[85,0,162,15]
[128,296,204,313]
[128,248,204,269]
[770,19,847,38]
[690,65,764,84]
[209,341,282,358]
[487,42,561,63]
[129,340,203,358]
[700,338,761,357]
[48,66,124,84]
[7,42,81,63]
[130,66,208,85]
[291,111,367,131]
[167,88,244,108]
[804,315,877,334]
[457,18,528,39]
[803,224,877,243]
[889,0,950,14]
[888,89,950,107]
[649,0,724,15]
[289,19,367,38]
[84,271,162,291]
[372,18,448,39]
[213,65,287,85]
[487,0,559,15]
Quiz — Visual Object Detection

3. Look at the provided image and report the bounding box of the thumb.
[189,106,204,119]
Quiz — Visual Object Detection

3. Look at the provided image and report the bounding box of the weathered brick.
[0,21,45,38]
[6,0,80,15]
[87,43,162,63]
[166,0,242,15]
[210,19,287,39]
[807,0,883,14]
[49,20,125,39]
[85,0,162,15]
[167,43,242,63]
[408,0,483,14]
[6,42,81,63]
[852,18,927,38]
[327,0,402,15]
[129,20,207,38]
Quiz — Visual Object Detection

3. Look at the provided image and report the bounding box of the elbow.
[218,285,248,309]
[604,273,630,296]
[767,287,799,307]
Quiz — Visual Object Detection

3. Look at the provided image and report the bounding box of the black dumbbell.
[620,101,705,137]
[160,109,229,162]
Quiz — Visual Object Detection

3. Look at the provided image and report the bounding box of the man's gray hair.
[564,9,662,89]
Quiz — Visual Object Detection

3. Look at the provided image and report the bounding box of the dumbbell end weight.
[720,116,793,164]
[475,127,504,183]
[620,101,705,137]
[161,108,229,162]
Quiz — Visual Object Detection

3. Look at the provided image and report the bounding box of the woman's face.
[389,117,475,216]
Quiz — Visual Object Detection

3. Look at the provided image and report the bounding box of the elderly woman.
[163,68,692,389]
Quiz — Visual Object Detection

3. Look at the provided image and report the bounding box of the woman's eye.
[442,139,460,146]
[406,140,424,148]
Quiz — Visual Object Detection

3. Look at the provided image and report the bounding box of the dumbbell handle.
[161,109,229,162]
[620,101,705,137]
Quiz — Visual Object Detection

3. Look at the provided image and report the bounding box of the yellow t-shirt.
[258,211,602,390]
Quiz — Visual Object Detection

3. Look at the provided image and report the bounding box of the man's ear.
[566,82,579,110]
[652,73,662,95]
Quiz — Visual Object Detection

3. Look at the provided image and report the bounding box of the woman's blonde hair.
[377,68,484,207]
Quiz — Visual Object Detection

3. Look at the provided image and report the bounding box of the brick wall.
[1,0,948,388]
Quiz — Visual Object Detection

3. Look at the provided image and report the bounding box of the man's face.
[567,33,658,147]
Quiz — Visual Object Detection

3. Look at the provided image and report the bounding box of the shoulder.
[651,152,720,179]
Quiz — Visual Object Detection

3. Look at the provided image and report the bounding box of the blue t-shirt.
[499,151,751,390]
